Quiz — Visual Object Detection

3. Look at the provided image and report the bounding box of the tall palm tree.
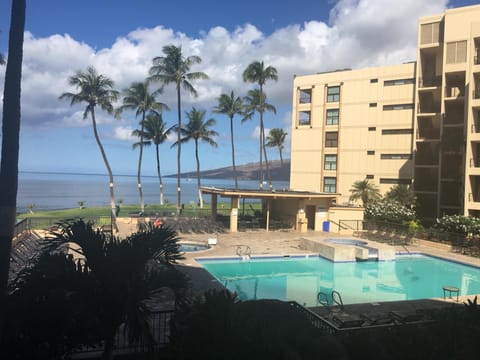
[266,128,287,166]
[243,88,276,187]
[149,45,208,215]
[117,81,168,214]
[212,91,244,189]
[242,61,278,189]
[59,67,120,231]
[132,112,171,205]
[174,107,218,208]
[385,184,417,208]
[349,179,382,206]
[0,0,25,338]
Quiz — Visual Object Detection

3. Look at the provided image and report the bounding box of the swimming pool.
[198,254,480,306]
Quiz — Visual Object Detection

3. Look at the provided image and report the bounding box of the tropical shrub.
[365,200,416,224]
[435,214,480,236]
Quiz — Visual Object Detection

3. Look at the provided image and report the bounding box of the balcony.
[416,127,440,141]
[418,76,442,88]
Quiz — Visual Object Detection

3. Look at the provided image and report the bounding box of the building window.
[299,88,312,104]
[366,175,374,179]
[384,78,415,86]
[370,78,378,83]
[369,103,377,107]
[324,177,337,193]
[326,109,339,125]
[382,129,413,135]
[379,178,412,185]
[324,155,337,170]
[420,22,441,45]
[327,86,340,102]
[368,127,376,131]
[325,132,338,147]
[381,154,412,159]
[367,150,375,155]
[298,111,311,126]
[383,104,414,111]
[446,40,467,64]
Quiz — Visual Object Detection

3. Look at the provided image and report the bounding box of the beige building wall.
[413,4,480,221]
[290,63,416,205]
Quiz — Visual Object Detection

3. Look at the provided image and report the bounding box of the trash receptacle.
[322,221,330,232]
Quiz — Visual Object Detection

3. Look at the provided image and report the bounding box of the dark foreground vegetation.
[3,219,480,359]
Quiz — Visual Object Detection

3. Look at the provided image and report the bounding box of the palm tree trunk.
[90,109,118,232]
[176,85,182,215]
[279,146,284,166]
[261,122,272,189]
[102,334,115,360]
[156,144,164,205]
[259,89,264,190]
[0,0,25,338]
[137,113,145,213]
[195,139,203,208]
[229,115,238,189]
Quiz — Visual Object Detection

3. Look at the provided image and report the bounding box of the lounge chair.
[332,313,365,328]
[360,313,394,326]
[389,310,424,324]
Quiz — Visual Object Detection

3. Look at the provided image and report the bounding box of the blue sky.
[0,0,479,176]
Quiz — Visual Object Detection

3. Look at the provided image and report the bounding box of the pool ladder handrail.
[332,290,344,311]
[236,245,251,257]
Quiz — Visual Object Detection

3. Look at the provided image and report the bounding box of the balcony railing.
[474,89,480,99]
[475,54,480,65]
[416,128,440,139]
[470,158,480,167]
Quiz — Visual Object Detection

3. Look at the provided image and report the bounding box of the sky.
[0,0,479,177]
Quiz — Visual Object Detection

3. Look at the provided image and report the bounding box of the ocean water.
[16,172,289,213]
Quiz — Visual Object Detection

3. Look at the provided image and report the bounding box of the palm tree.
[132,112,171,205]
[0,0,25,338]
[117,81,168,214]
[59,67,120,231]
[21,219,186,360]
[385,184,417,208]
[212,91,244,189]
[149,45,209,215]
[349,179,382,206]
[243,61,278,189]
[174,108,218,208]
[243,88,276,187]
[266,128,287,166]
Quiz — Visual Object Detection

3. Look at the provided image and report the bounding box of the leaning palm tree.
[243,88,276,187]
[174,108,218,208]
[349,179,382,206]
[212,91,244,189]
[266,128,287,166]
[59,67,120,231]
[132,112,171,205]
[116,81,168,214]
[149,45,209,215]
[243,61,278,189]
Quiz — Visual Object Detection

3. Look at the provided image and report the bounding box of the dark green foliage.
[3,218,186,359]
[171,290,346,359]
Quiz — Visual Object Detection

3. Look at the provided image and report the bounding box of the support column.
[211,194,218,220]
[266,199,271,232]
[230,197,239,232]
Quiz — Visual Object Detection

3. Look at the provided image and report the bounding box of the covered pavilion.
[200,186,341,233]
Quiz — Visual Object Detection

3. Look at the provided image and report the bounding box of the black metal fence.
[73,309,175,357]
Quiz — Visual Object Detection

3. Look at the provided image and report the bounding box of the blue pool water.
[198,254,480,306]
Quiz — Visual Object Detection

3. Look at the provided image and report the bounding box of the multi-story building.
[289,4,480,223]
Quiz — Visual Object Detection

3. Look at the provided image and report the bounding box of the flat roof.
[200,186,339,200]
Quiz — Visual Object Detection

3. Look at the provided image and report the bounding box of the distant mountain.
[167,159,291,182]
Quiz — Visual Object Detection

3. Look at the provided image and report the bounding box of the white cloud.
[1,0,450,132]
[112,126,136,142]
